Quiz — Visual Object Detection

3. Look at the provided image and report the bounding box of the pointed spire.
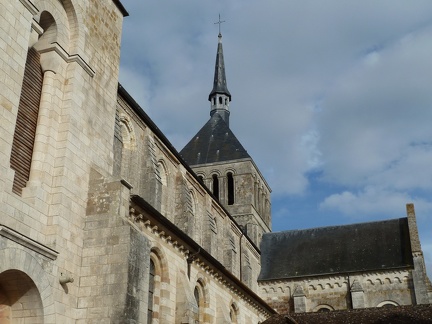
[208,32,231,125]
[209,33,231,101]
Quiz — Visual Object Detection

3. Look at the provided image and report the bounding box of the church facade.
[0,1,430,323]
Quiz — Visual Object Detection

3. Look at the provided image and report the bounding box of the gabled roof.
[259,218,413,281]
[179,113,250,166]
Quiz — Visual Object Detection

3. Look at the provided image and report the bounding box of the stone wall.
[260,269,416,314]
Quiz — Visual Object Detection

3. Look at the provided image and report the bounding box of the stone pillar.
[406,204,430,304]
[293,285,306,313]
[350,279,365,309]
[25,50,63,189]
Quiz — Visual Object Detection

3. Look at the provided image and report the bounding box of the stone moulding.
[0,225,58,260]
[37,42,95,77]
[20,0,38,15]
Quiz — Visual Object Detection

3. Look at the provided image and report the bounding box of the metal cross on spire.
[214,14,225,35]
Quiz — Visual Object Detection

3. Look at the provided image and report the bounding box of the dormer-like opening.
[227,172,234,205]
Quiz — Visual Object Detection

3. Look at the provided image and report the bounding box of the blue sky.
[119,0,432,276]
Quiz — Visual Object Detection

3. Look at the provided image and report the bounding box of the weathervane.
[214,14,225,34]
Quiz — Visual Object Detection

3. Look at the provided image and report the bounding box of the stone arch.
[210,169,222,177]
[115,114,136,179]
[0,270,43,323]
[119,115,136,150]
[229,301,240,323]
[0,248,55,323]
[33,0,83,53]
[58,0,82,53]
[33,1,70,50]
[377,300,399,307]
[149,246,170,321]
[189,188,197,216]
[313,304,334,312]
[194,276,210,323]
[224,167,236,175]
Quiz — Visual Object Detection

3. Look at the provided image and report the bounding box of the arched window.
[219,97,222,104]
[194,282,206,323]
[148,248,170,322]
[148,259,155,323]
[194,286,200,309]
[227,172,234,205]
[230,303,239,323]
[212,174,219,200]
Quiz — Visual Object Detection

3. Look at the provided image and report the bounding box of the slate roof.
[259,218,413,281]
[208,33,231,101]
[179,113,250,166]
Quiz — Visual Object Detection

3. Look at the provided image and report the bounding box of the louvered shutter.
[10,47,43,195]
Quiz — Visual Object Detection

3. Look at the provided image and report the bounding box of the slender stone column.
[26,50,63,188]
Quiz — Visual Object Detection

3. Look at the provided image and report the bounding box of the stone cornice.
[20,0,38,15]
[0,225,58,260]
[128,195,276,317]
[37,42,95,77]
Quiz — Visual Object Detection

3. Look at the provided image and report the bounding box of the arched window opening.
[230,303,238,323]
[148,259,155,323]
[194,284,205,323]
[219,97,222,104]
[212,174,219,200]
[198,175,204,183]
[213,97,216,105]
[227,172,234,205]
[194,286,200,306]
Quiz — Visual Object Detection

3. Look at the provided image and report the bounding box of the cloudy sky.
[119,1,432,275]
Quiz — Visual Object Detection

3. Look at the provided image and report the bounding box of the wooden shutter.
[10,47,43,195]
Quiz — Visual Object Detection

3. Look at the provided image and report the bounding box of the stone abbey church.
[1,1,431,323]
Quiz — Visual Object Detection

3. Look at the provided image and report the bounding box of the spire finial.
[214,14,225,35]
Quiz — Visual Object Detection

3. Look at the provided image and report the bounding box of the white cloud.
[119,0,432,275]
[320,186,432,217]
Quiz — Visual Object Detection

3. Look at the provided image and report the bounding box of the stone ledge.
[0,225,58,260]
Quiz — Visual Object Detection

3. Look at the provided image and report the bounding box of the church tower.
[180,32,271,246]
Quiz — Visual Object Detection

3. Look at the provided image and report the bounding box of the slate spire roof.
[208,33,231,101]
[180,32,250,166]
[179,113,250,166]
